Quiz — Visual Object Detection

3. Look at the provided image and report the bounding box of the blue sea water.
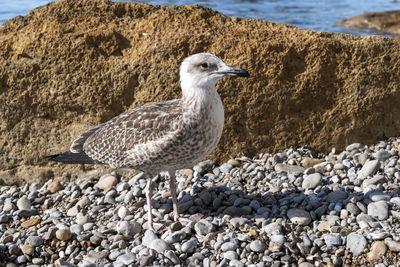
[1,0,399,36]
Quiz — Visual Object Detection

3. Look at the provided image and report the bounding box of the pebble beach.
[3,138,400,266]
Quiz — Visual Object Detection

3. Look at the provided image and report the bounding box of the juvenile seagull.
[47,53,250,230]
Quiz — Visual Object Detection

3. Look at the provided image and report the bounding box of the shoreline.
[2,137,400,266]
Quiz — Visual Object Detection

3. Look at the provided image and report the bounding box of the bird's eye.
[200,63,208,69]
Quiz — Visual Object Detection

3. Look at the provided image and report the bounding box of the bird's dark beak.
[216,65,250,77]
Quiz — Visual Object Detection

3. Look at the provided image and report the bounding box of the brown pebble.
[47,180,64,193]
[56,228,72,241]
[140,254,155,267]
[21,244,34,255]
[21,217,41,228]
[227,159,241,167]
[367,241,387,262]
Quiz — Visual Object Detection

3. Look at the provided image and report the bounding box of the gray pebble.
[17,196,31,210]
[181,237,198,253]
[25,236,43,246]
[357,160,380,180]
[287,208,311,225]
[250,240,266,252]
[346,232,367,256]
[194,219,214,236]
[221,242,238,252]
[323,234,341,246]
[302,173,322,190]
[223,250,238,260]
[368,201,389,220]
[164,250,180,265]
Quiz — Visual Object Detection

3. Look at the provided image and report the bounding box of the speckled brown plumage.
[47,53,249,230]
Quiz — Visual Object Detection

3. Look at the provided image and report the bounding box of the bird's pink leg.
[145,178,156,231]
[170,172,192,223]
[169,173,180,221]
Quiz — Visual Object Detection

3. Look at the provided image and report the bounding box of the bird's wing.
[80,99,184,168]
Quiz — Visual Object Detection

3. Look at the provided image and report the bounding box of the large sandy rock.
[339,10,400,35]
[1,0,400,184]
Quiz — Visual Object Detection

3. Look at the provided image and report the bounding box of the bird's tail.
[45,151,104,165]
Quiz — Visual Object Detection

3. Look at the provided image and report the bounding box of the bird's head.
[179,53,250,91]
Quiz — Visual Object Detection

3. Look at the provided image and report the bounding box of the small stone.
[149,239,169,253]
[224,250,239,260]
[346,232,367,257]
[362,175,387,188]
[287,208,311,225]
[21,245,34,255]
[269,234,285,251]
[32,258,44,265]
[356,213,374,229]
[302,173,322,190]
[21,217,41,228]
[219,163,233,173]
[181,237,198,253]
[370,232,390,240]
[230,259,245,267]
[367,241,387,262]
[346,143,362,151]
[25,236,43,246]
[47,180,63,193]
[194,219,214,236]
[142,229,159,247]
[56,228,72,241]
[262,222,282,235]
[198,190,212,205]
[76,215,90,225]
[140,254,155,267]
[274,163,304,173]
[301,157,324,168]
[346,203,361,216]
[67,205,79,217]
[164,230,186,243]
[8,244,20,255]
[94,174,118,190]
[170,221,183,231]
[116,253,136,265]
[369,192,390,202]
[164,250,180,265]
[43,228,57,240]
[357,160,380,180]
[317,221,334,232]
[15,255,27,264]
[390,197,400,206]
[368,201,389,220]
[17,196,31,210]
[117,206,130,219]
[333,163,345,170]
[117,221,141,239]
[221,242,238,252]
[385,240,400,252]
[16,209,38,218]
[374,150,391,161]
[0,214,11,223]
[326,190,348,202]
[223,206,251,216]
[178,200,193,213]
[250,240,266,252]
[77,196,91,208]
[3,200,16,211]
[323,234,341,246]
[227,159,241,167]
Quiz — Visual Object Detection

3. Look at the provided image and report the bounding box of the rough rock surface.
[338,10,400,35]
[1,0,400,184]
